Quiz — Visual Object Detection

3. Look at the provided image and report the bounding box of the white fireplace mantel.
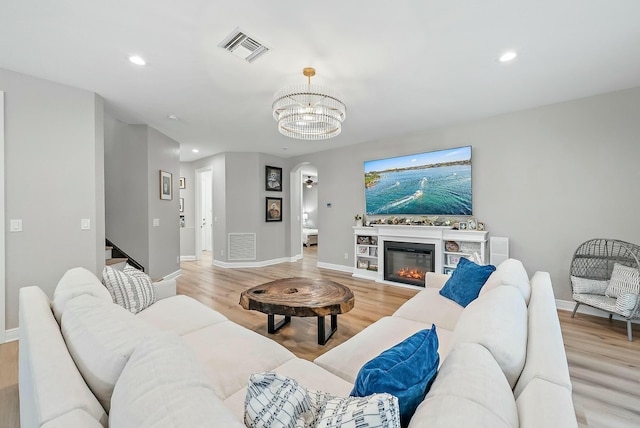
[353,225,488,289]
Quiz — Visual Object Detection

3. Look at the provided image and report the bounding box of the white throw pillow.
[61,294,158,412]
[570,276,609,295]
[102,264,155,314]
[244,372,401,428]
[605,263,640,299]
[110,333,244,428]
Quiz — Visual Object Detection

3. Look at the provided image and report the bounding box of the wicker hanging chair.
[569,239,640,341]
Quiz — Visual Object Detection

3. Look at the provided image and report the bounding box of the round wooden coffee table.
[239,277,355,345]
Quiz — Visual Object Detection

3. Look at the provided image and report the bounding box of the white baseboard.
[164,269,182,280]
[316,262,353,273]
[213,256,300,269]
[4,327,18,343]
[180,255,196,261]
[556,298,640,324]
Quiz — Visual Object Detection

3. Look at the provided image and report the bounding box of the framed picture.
[477,222,485,231]
[266,197,282,222]
[459,221,467,230]
[358,245,369,255]
[357,236,371,245]
[179,177,186,189]
[368,263,378,271]
[179,198,184,212]
[447,254,461,266]
[468,218,477,230]
[265,166,282,191]
[357,260,370,269]
[160,170,173,200]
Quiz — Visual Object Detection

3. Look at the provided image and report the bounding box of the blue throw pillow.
[439,257,496,307]
[350,325,439,427]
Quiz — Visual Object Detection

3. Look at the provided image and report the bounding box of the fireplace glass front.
[384,241,435,287]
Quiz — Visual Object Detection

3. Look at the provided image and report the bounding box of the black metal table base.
[266,314,338,345]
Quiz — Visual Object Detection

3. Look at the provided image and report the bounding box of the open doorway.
[195,168,213,261]
[301,168,318,250]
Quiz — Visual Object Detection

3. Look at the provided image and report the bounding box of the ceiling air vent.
[218,28,269,63]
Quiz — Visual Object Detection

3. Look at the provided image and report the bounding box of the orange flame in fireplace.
[396,267,426,280]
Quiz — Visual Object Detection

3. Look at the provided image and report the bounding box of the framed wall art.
[160,170,173,200]
[265,166,282,191]
[266,197,283,222]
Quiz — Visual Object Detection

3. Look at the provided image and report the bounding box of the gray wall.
[105,120,149,269]
[186,152,289,263]
[146,127,180,278]
[288,87,640,301]
[104,116,180,279]
[179,163,195,257]
[2,68,105,329]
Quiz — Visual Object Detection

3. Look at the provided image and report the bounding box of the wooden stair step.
[106,257,128,266]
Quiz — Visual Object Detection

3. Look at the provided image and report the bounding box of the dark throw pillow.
[350,325,439,427]
[439,257,496,307]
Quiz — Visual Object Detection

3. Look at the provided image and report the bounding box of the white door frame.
[1,92,6,343]
[194,167,213,262]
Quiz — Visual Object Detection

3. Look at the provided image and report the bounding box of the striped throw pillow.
[605,263,640,299]
[102,265,155,314]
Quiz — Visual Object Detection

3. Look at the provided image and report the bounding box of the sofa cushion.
[315,317,454,384]
[605,263,640,299]
[244,372,400,428]
[452,286,527,389]
[102,265,155,314]
[393,287,464,331]
[52,267,113,323]
[514,272,572,398]
[110,332,244,428]
[351,325,439,426]
[480,258,531,305]
[61,294,158,412]
[409,342,518,428]
[439,258,496,307]
[516,379,578,428]
[570,275,609,295]
[181,320,295,399]
[19,286,109,428]
[137,294,228,335]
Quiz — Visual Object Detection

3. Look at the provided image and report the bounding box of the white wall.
[288,87,640,301]
[303,183,318,228]
[1,68,105,330]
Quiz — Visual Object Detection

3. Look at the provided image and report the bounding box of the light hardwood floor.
[1,246,639,427]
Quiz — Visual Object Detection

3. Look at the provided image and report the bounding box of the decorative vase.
[355,219,363,227]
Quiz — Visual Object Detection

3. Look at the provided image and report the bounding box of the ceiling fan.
[304,176,317,188]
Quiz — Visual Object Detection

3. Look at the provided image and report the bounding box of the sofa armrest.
[426,272,450,289]
[153,279,177,300]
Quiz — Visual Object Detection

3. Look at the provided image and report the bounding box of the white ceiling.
[1,1,639,162]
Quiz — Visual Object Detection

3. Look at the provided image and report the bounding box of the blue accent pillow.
[439,257,496,307]
[350,325,439,427]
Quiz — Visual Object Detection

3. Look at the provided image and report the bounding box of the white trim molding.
[316,262,353,274]
[163,269,182,281]
[5,328,18,343]
[180,255,196,261]
[213,256,300,269]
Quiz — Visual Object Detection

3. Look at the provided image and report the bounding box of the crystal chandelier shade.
[272,68,346,140]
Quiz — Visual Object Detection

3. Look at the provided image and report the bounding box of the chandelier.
[272,67,346,140]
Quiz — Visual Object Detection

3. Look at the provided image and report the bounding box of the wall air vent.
[218,28,269,63]
[228,233,257,261]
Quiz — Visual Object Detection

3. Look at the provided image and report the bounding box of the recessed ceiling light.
[167,115,178,120]
[192,149,199,153]
[128,55,146,66]
[499,51,517,63]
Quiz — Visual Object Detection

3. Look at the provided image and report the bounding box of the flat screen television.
[364,146,472,216]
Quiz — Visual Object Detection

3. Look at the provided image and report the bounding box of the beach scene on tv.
[364,146,472,216]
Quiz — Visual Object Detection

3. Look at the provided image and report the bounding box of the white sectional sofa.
[19,259,577,427]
